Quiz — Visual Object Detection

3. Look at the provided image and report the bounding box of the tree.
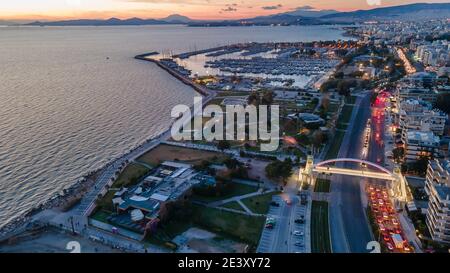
[265,159,293,183]
[194,160,211,172]
[224,157,240,170]
[392,147,404,163]
[435,93,450,114]
[320,79,338,93]
[407,156,429,176]
[334,71,344,79]
[321,95,330,111]
[247,92,260,106]
[311,130,325,148]
[261,90,274,105]
[217,140,231,151]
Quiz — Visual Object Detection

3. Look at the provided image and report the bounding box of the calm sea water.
[0,25,346,227]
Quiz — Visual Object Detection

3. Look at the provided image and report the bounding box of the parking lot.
[289,197,308,253]
[256,195,283,253]
[256,193,309,253]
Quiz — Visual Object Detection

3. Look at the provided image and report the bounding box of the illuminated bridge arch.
[314,158,392,176]
[300,156,410,203]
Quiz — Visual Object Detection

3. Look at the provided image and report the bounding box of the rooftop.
[434,184,450,202]
[406,130,439,144]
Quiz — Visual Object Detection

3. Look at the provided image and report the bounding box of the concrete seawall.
[135,54,211,97]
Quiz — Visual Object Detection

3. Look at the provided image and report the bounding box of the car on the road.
[392,219,399,226]
[386,242,394,251]
[393,228,402,234]
[300,194,308,205]
[403,244,411,252]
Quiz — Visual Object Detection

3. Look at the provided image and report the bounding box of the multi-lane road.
[329,92,390,253]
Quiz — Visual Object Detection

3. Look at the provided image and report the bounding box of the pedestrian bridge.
[300,156,410,203]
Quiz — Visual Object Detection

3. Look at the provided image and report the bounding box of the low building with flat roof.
[288,113,325,127]
[108,161,216,237]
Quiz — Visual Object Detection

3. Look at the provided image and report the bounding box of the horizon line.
[1,2,443,22]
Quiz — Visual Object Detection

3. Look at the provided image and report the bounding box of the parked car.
[270,201,280,207]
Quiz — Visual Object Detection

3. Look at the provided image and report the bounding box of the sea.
[0,24,347,227]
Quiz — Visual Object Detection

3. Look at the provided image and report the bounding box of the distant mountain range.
[189,3,450,26]
[161,14,193,24]
[322,3,450,21]
[14,3,450,27]
[26,17,174,26]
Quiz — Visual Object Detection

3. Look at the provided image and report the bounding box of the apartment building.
[425,159,450,244]
[398,99,448,136]
[402,130,440,162]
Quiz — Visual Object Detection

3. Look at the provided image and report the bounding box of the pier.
[135,53,212,97]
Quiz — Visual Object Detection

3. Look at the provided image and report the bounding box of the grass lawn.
[327,103,340,113]
[241,192,280,215]
[314,179,331,193]
[336,122,348,130]
[345,95,357,104]
[191,204,265,246]
[146,218,194,247]
[220,201,246,212]
[324,130,345,160]
[137,144,226,166]
[90,210,111,223]
[192,182,258,203]
[95,163,150,212]
[216,91,251,97]
[338,104,354,124]
[323,102,354,160]
[311,201,331,253]
[114,163,150,188]
[244,144,280,156]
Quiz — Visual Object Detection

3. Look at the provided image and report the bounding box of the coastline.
[0,52,216,242]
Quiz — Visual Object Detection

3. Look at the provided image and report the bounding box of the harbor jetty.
[135,53,212,97]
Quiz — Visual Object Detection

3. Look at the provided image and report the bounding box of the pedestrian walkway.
[398,212,423,253]
[208,190,273,208]
[237,200,253,214]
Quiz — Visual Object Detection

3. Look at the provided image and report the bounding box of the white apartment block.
[398,99,448,136]
[425,159,450,244]
[396,86,438,103]
[402,130,440,162]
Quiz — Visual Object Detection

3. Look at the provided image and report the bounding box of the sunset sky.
[0,0,448,21]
